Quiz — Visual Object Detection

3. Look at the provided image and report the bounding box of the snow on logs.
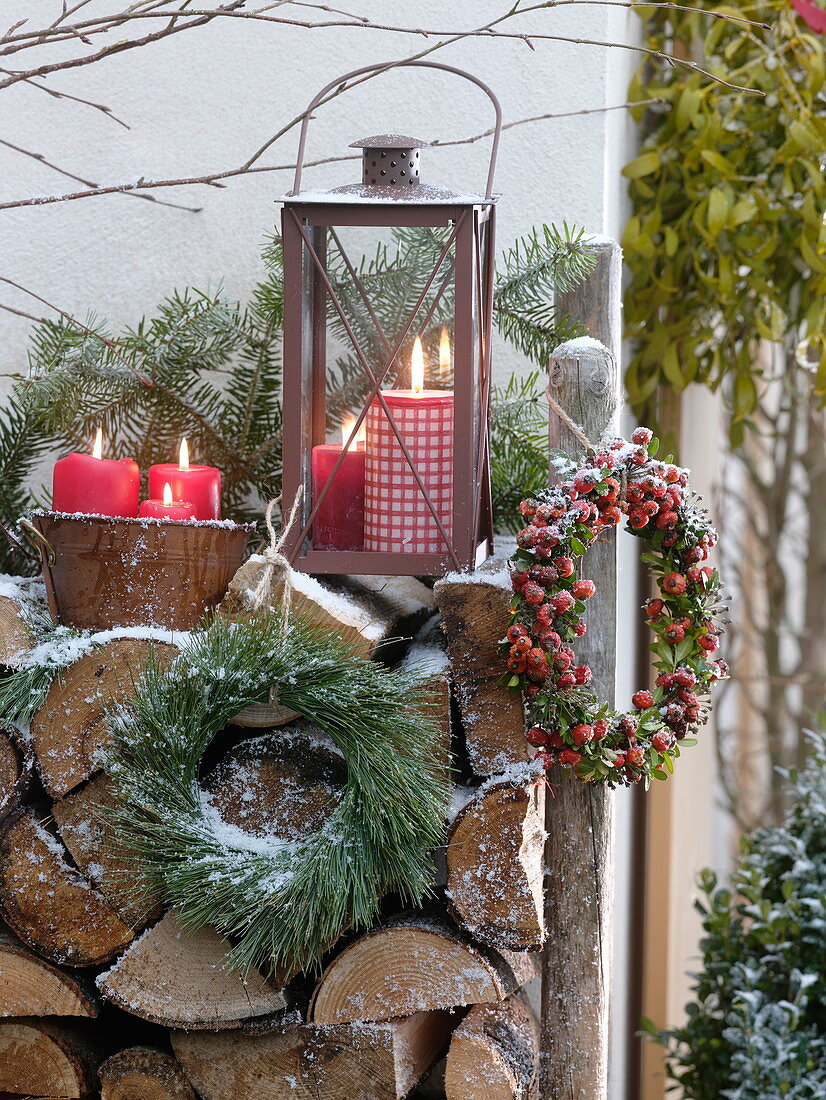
[444,996,540,1100]
[0,808,135,967]
[30,637,177,799]
[0,1018,104,1098]
[445,777,546,952]
[0,725,32,825]
[172,1010,454,1100]
[434,565,528,776]
[98,1046,197,1100]
[97,910,288,1029]
[310,920,539,1025]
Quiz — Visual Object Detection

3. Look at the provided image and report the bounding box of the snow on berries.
[503,426,728,789]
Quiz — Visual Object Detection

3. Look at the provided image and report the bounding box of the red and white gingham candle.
[364,337,454,554]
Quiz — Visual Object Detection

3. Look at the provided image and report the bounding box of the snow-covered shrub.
[648,731,826,1098]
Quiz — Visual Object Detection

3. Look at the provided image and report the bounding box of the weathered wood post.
[541,240,622,1099]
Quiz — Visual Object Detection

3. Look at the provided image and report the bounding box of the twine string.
[546,386,594,452]
[250,488,304,619]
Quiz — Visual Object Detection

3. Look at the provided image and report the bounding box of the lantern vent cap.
[349,134,431,150]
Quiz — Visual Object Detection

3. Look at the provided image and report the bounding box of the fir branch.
[490,371,551,532]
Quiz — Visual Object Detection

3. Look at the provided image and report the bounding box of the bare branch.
[19,76,131,129]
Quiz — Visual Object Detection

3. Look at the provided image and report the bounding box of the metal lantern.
[281,61,501,577]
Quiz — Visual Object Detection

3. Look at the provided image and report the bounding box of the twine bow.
[250,488,304,618]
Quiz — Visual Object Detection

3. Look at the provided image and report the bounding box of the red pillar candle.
[311,420,365,550]
[364,338,454,554]
[148,439,221,521]
[52,429,140,518]
[139,482,196,521]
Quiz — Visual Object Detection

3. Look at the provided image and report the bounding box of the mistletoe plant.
[624,0,826,437]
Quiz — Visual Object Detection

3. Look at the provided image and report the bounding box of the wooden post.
[541,241,622,1099]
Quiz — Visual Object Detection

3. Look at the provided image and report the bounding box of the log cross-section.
[99,1046,196,1100]
[0,928,99,1019]
[311,920,539,1025]
[0,1018,102,1098]
[446,777,545,951]
[0,725,32,825]
[97,910,288,1029]
[30,637,177,799]
[0,808,135,967]
[444,995,540,1100]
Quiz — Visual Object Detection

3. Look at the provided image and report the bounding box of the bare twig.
[20,76,130,129]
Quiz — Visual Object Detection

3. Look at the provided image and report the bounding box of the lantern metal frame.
[280,61,501,577]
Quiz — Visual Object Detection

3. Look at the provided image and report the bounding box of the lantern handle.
[289,60,502,200]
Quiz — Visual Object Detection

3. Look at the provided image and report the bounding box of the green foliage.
[104,613,449,977]
[647,730,826,1097]
[490,371,550,532]
[0,223,593,560]
[624,1,826,426]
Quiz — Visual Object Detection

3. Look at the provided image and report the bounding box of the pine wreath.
[503,427,729,788]
[103,612,449,977]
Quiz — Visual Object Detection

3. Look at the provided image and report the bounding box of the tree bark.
[97,909,288,1029]
[99,1046,196,1100]
[446,778,545,951]
[0,808,135,967]
[444,995,539,1100]
[434,567,527,776]
[541,240,621,1100]
[30,637,177,798]
[0,594,33,666]
[310,920,539,1025]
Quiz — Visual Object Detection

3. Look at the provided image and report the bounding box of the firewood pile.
[0,561,544,1100]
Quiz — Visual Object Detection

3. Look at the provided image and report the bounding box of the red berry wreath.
[502,427,728,787]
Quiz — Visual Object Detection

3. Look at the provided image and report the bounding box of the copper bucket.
[23,511,254,632]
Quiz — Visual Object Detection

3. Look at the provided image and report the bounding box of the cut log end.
[99,1046,196,1100]
[0,808,135,968]
[0,726,32,825]
[97,910,288,1030]
[0,594,33,666]
[0,1018,101,1098]
[0,929,99,1018]
[311,921,539,1025]
[445,996,539,1100]
[30,638,177,799]
[446,779,545,952]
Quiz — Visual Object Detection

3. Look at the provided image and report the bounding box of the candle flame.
[179,437,190,470]
[92,427,103,460]
[163,482,173,507]
[439,327,451,379]
[341,417,366,448]
[411,336,425,394]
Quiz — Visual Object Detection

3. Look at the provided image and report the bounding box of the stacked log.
[0,561,542,1099]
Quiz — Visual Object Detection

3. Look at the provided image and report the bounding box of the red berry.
[526,726,551,747]
[571,724,593,746]
[664,623,686,644]
[674,669,697,687]
[641,500,660,517]
[534,750,555,770]
[552,652,572,672]
[516,526,539,549]
[549,731,564,748]
[619,716,638,738]
[556,671,576,690]
[632,427,653,445]
[629,509,649,530]
[684,545,703,564]
[535,504,554,523]
[538,630,562,651]
[662,573,687,595]
[550,591,575,615]
[646,598,665,619]
[527,648,547,668]
[600,505,622,526]
[664,465,679,483]
[571,579,596,601]
[559,748,582,766]
[632,690,654,710]
[520,499,538,517]
[630,447,648,466]
[612,753,626,768]
[573,664,592,685]
[698,633,719,652]
[536,604,553,626]
[656,511,678,530]
[574,619,587,637]
[626,484,644,504]
[507,656,527,673]
[524,582,545,605]
[506,624,529,643]
[665,702,685,725]
[652,730,673,753]
[592,719,609,740]
[554,556,575,577]
[510,639,531,658]
[626,746,645,767]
